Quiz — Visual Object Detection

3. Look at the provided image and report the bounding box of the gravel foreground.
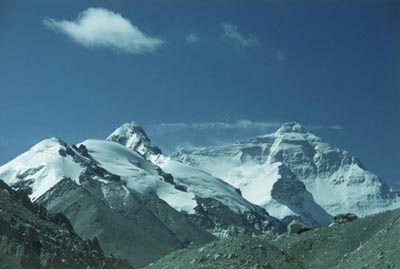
[146,208,400,269]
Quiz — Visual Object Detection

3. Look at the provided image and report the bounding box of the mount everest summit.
[173,122,400,218]
[0,121,399,266]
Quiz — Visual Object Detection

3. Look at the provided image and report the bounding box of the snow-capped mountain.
[106,123,285,234]
[107,122,331,227]
[0,137,215,266]
[0,126,285,238]
[173,122,400,218]
[106,123,266,215]
[0,137,187,209]
[2,121,397,239]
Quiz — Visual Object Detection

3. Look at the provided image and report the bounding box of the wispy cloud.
[310,124,344,131]
[221,22,258,48]
[43,7,164,54]
[144,120,344,153]
[184,33,199,43]
[155,120,282,130]
[152,120,343,132]
[275,49,285,62]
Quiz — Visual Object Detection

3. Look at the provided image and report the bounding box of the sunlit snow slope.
[107,122,331,226]
[0,125,285,235]
[0,137,83,200]
[173,123,400,217]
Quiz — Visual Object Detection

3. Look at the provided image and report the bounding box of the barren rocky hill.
[0,179,132,269]
[147,208,400,269]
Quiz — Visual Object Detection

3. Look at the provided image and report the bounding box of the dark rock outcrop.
[0,179,132,269]
[333,213,359,224]
[191,196,286,236]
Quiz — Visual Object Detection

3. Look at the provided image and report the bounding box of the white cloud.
[221,22,258,48]
[43,7,164,54]
[184,33,199,43]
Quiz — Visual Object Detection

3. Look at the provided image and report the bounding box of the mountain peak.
[30,136,68,151]
[107,122,162,157]
[113,122,150,140]
[276,122,310,134]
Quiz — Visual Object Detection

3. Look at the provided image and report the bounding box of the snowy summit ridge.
[0,121,399,233]
[107,121,163,159]
[0,122,286,237]
[173,122,400,219]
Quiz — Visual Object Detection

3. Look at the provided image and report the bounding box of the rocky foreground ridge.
[147,208,400,269]
[0,179,132,269]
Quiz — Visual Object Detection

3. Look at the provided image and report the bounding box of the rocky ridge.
[0,179,132,269]
[147,208,400,269]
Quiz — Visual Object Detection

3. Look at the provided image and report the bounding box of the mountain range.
[0,121,399,267]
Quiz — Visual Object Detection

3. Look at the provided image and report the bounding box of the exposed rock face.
[172,122,400,221]
[0,179,132,269]
[190,196,285,237]
[269,164,332,227]
[36,177,215,268]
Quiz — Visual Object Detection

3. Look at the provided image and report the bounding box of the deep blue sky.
[0,0,399,185]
